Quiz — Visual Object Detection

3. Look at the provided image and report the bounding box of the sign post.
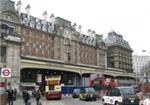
[1,68,11,77]
[1,68,11,89]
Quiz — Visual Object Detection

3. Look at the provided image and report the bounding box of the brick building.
[0,0,135,91]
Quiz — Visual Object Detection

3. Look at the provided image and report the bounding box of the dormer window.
[29,20,35,28]
[29,16,35,28]
[35,18,41,30]
[47,22,52,33]
[41,21,47,32]
[21,13,28,26]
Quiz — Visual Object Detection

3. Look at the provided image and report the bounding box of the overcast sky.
[13,0,150,55]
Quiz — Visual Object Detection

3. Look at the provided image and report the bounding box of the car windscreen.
[73,89,80,93]
[120,87,135,96]
[85,88,95,93]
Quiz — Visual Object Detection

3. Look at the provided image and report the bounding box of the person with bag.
[22,90,30,105]
[6,87,14,105]
[13,88,17,101]
[34,89,41,105]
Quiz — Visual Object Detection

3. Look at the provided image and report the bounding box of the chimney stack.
[49,13,55,31]
[87,29,92,36]
[25,4,31,19]
[49,13,55,22]
[16,0,22,15]
[91,30,96,38]
[77,25,82,34]
[73,23,77,30]
[42,11,48,21]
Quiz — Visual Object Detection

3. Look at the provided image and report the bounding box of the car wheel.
[79,97,82,100]
[93,98,96,101]
[85,98,88,101]
[102,99,107,105]
[115,101,119,105]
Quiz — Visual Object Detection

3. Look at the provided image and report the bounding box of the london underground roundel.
[1,68,11,77]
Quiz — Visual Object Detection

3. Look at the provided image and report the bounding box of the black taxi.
[102,86,140,105]
[79,87,98,101]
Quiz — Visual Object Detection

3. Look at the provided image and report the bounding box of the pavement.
[13,95,103,105]
[14,95,70,105]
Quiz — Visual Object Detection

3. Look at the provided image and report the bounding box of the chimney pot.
[78,25,82,34]
[16,0,22,15]
[73,22,77,30]
[16,0,22,6]
[42,11,48,20]
[50,13,55,18]
[25,4,31,10]
[25,4,31,19]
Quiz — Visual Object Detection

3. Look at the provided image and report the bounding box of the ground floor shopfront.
[0,58,136,94]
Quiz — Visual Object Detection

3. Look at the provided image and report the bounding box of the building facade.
[104,31,133,73]
[132,55,150,82]
[0,0,136,91]
[0,0,21,88]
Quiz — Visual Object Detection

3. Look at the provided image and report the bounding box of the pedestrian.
[6,87,14,105]
[144,95,150,105]
[137,87,144,105]
[22,90,30,105]
[34,88,41,105]
[13,88,17,101]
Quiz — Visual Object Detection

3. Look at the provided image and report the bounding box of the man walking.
[6,87,14,105]
[22,90,30,105]
[34,88,41,105]
[13,88,17,101]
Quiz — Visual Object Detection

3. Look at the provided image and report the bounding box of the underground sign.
[1,68,11,77]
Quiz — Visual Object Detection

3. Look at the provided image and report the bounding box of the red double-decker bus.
[45,76,61,100]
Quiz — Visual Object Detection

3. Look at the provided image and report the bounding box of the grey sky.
[13,0,150,55]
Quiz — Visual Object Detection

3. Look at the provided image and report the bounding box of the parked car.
[79,87,98,101]
[72,89,81,98]
[102,86,140,105]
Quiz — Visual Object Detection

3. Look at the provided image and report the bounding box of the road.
[14,96,103,105]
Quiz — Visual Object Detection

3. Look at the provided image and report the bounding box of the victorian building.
[104,31,133,72]
[104,31,134,84]
[0,0,135,91]
[0,0,21,88]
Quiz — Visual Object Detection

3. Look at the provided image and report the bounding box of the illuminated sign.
[47,80,60,85]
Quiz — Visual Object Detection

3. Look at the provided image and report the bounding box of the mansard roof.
[55,17,71,24]
[104,31,132,50]
[0,0,15,12]
[0,0,20,23]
